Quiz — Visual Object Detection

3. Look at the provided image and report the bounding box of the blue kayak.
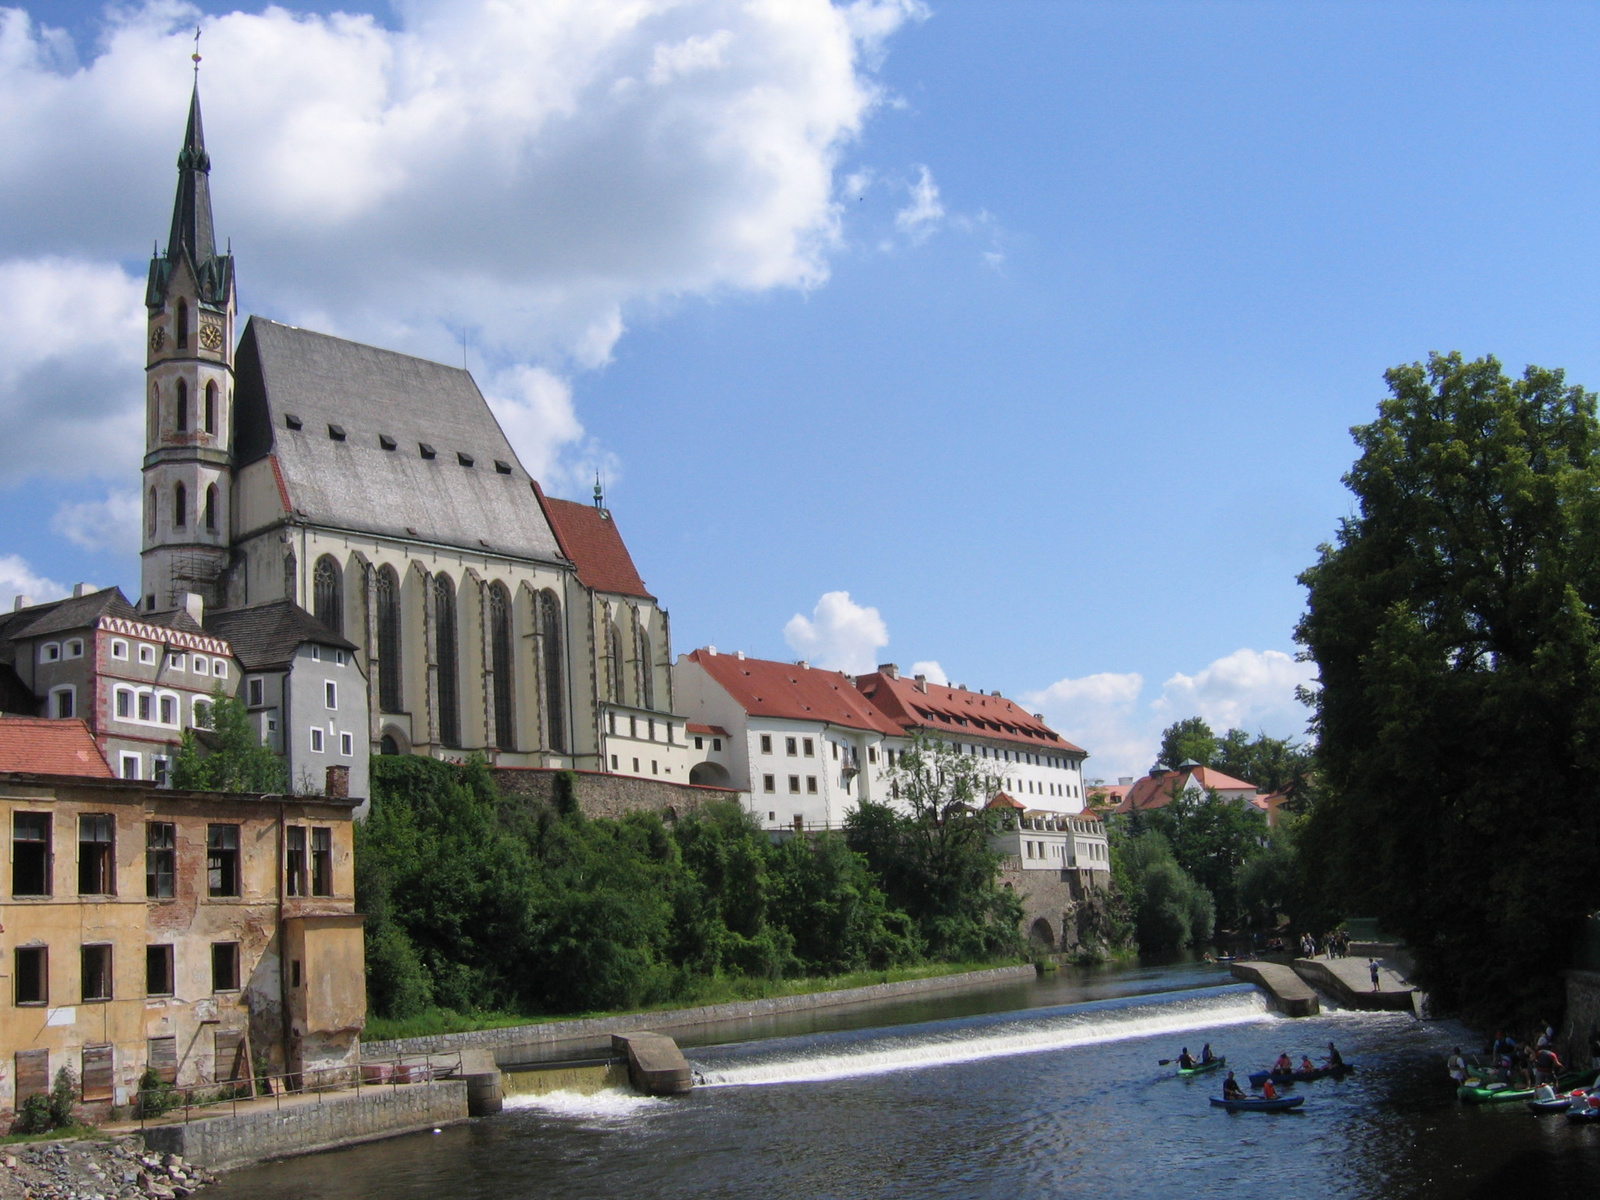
[1211,1095,1305,1113]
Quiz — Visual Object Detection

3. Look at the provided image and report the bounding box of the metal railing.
[136,1050,464,1127]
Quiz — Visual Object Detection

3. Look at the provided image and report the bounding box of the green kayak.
[1178,1056,1226,1077]
[1459,1068,1599,1105]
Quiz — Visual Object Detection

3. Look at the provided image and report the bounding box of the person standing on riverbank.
[1369,959,1381,991]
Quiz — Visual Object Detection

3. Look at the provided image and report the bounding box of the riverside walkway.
[1292,955,1417,1012]
[1229,961,1320,1016]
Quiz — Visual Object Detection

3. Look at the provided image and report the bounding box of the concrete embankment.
[362,964,1039,1066]
[141,1080,469,1171]
[1230,961,1320,1017]
[1292,957,1417,1012]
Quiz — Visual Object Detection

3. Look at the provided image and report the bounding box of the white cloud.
[1023,672,1149,783]
[1154,648,1317,735]
[783,590,888,673]
[0,553,67,605]
[0,0,924,485]
[51,489,142,555]
[909,659,946,685]
[0,257,145,484]
[893,164,944,243]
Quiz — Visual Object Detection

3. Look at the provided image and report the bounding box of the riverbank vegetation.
[1297,352,1600,1024]
[357,741,1022,1024]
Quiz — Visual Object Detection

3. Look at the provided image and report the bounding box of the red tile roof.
[536,489,653,599]
[685,650,903,735]
[854,671,1085,754]
[686,722,729,737]
[1115,765,1258,813]
[987,792,1026,810]
[0,718,113,778]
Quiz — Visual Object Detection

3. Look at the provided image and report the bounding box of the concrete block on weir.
[612,1032,694,1095]
[1229,961,1320,1017]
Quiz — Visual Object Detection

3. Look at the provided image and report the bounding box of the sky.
[6,0,1600,780]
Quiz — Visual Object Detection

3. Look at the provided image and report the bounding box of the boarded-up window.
[82,1043,113,1101]
[147,1036,177,1085]
[213,1030,245,1082]
[15,1049,47,1102]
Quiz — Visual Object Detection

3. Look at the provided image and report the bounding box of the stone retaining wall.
[488,767,742,821]
[362,965,1038,1065]
[142,1080,469,1171]
[1561,970,1600,1071]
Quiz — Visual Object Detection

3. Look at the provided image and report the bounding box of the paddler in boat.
[1262,1078,1279,1100]
[1178,1047,1196,1070]
[1222,1071,1245,1101]
[1299,1056,1316,1074]
[1326,1042,1344,1068]
[1200,1043,1217,1065]
[1273,1052,1294,1075]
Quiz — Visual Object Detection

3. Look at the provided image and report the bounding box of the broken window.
[207,824,240,897]
[146,945,174,997]
[311,827,333,897]
[78,814,115,895]
[15,947,46,1005]
[81,945,112,1001]
[211,942,240,992]
[146,823,175,899]
[13,813,51,896]
[285,826,307,897]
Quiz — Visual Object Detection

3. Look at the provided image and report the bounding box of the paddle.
[1158,1059,1173,1066]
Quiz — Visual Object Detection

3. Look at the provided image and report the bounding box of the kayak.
[1458,1083,1535,1105]
[1210,1095,1305,1113]
[1178,1057,1226,1076]
[1528,1095,1575,1114]
[1248,1064,1355,1087]
[1565,1103,1600,1124]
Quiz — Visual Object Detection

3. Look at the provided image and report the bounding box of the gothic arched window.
[606,618,624,704]
[313,556,342,634]
[435,575,460,748]
[489,583,514,749]
[173,482,187,529]
[638,623,654,710]
[376,566,402,714]
[176,300,189,350]
[203,484,218,532]
[204,381,217,435]
[146,488,157,537]
[175,379,188,433]
[540,589,565,754]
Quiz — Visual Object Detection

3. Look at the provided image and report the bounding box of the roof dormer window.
[419,443,436,460]
[379,434,396,451]
[284,413,303,430]
[494,460,512,475]
[328,424,346,441]
[457,452,474,468]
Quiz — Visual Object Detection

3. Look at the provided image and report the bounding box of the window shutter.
[15,1049,48,1101]
[82,1044,113,1101]
[147,1036,177,1085]
[214,1029,246,1082]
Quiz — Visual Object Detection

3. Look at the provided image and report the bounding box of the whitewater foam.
[503,1088,668,1120]
[695,989,1272,1088]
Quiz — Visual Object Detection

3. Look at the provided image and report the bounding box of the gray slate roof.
[0,588,140,644]
[204,600,358,672]
[233,318,568,564]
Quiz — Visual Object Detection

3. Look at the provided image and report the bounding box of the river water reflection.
[208,961,1600,1199]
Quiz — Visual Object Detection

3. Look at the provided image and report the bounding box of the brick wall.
[488,766,739,822]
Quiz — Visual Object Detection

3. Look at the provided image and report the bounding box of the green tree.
[845,732,1022,960]
[1112,829,1214,952]
[1144,789,1267,929]
[1297,351,1600,1022]
[1156,717,1217,770]
[171,692,288,793]
[1213,730,1314,798]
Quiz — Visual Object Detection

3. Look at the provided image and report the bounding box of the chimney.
[914,674,928,693]
[1033,713,1045,721]
[797,660,809,670]
[72,583,95,598]
[735,650,745,660]
[706,646,717,656]
[879,663,899,679]
[13,595,31,612]
[325,764,350,799]
[181,592,204,625]
[990,690,1002,697]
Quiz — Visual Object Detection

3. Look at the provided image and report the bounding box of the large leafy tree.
[1297,352,1600,1021]
[1156,717,1217,769]
[171,693,288,793]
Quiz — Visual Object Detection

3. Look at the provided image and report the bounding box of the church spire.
[147,76,232,309]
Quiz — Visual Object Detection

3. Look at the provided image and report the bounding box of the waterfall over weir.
[692,984,1273,1088]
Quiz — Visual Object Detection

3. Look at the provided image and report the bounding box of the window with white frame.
[40,643,60,663]
[119,753,140,781]
[310,727,325,753]
[310,645,321,662]
[340,731,354,756]
[115,688,133,719]
[193,698,212,727]
[138,692,153,721]
[324,681,337,710]
[64,640,83,659]
[193,656,209,676]
[158,695,175,725]
[138,644,156,665]
[247,678,264,707]
[167,653,185,672]
[111,639,129,660]
[50,687,74,719]
[213,659,227,679]
[152,757,170,787]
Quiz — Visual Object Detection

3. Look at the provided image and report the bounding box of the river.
[207,961,1600,1199]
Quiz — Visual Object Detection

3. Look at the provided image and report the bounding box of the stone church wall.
[489,766,742,822]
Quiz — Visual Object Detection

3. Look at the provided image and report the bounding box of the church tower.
[141,81,236,613]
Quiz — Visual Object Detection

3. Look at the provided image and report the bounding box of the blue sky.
[5,0,1599,777]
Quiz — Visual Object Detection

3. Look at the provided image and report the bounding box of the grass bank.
[363,959,1026,1043]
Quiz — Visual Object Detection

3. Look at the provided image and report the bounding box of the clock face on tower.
[150,327,166,352]
[199,322,224,351]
